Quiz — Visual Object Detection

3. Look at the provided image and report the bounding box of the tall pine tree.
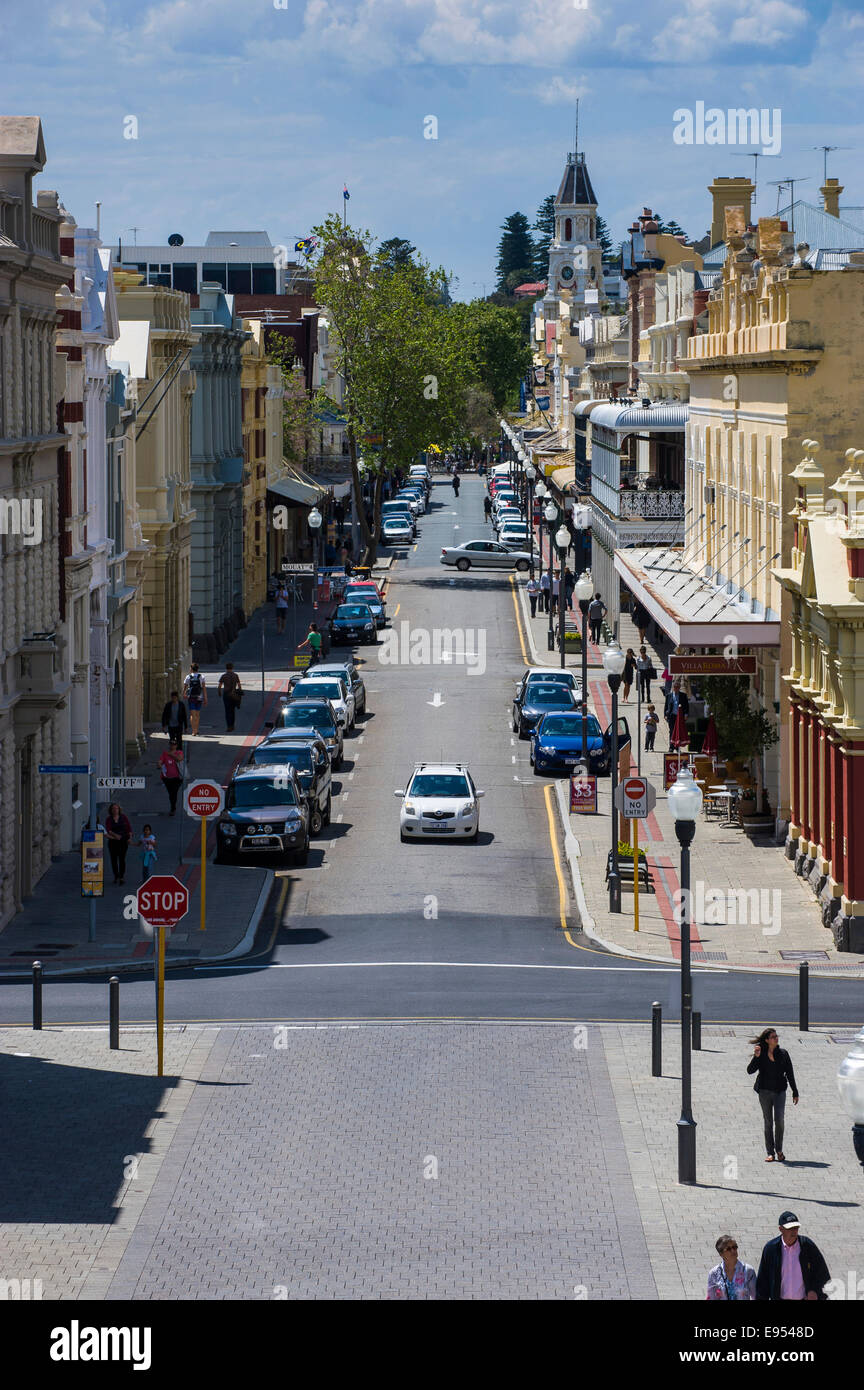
[495,212,535,292]
[532,194,556,280]
[595,214,615,261]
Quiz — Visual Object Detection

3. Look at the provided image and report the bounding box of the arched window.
[564,218,572,242]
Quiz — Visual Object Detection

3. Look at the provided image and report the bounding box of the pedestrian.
[484,495,492,521]
[706,1235,757,1301]
[644,703,659,751]
[526,575,540,618]
[158,741,185,816]
[137,824,158,882]
[551,573,560,616]
[631,601,649,646]
[103,802,132,884]
[182,663,207,735]
[274,584,290,634]
[539,570,551,613]
[452,473,460,497]
[217,662,243,731]
[564,566,575,611]
[588,593,606,645]
[160,689,188,750]
[755,1213,830,1301]
[661,664,674,697]
[298,622,323,667]
[636,645,654,701]
[622,648,636,702]
[664,678,689,747]
[747,1027,799,1162]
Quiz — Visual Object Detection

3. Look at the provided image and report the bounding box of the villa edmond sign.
[669,655,757,676]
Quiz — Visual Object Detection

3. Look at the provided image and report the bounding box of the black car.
[512,681,578,739]
[215,765,310,866]
[248,736,332,835]
[329,602,377,646]
[275,697,344,768]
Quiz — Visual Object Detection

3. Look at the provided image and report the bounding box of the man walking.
[539,570,551,614]
[217,662,243,732]
[755,1213,830,1301]
[452,472,460,497]
[664,678,690,747]
[588,593,606,645]
[160,689,188,750]
[182,663,207,736]
[484,495,492,522]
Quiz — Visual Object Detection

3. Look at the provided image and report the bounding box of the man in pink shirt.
[756,1211,830,1300]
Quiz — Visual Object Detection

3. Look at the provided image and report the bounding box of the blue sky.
[4,0,862,295]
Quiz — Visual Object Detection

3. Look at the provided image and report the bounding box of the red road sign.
[184,779,224,818]
[136,875,189,928]
[615,776,656,819]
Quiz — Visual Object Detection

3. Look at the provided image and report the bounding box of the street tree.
[532,194,556,279]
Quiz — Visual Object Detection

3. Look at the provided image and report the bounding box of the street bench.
[606,851,655,893]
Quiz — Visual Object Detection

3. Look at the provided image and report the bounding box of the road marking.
[544,782,578,948]
[336,813,344,822]
[392,603,400,618]
[509,574,531,667]
[194,960,701,973]
[511,755,516,763]
[347,771,355,780]
[428,692,444,707]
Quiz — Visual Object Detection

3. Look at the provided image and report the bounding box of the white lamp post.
[668,766,704,1184]
[308,505,323,614]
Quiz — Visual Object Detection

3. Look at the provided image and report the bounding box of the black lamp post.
[603,642,626,913]
[543,498,558,653]
[668,767,704,1184]
[308,505,322,615]
[525,463,537,578]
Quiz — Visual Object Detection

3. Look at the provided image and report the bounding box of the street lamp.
[535,481,547,571]
[525,464,537,577]
[555,523,570,669]
[668,766,704,1185]
[603,642,627,914]
[838,1026,864,1171]
[574,570,594,767]
[308,505,323,614]
[544,499,559,652]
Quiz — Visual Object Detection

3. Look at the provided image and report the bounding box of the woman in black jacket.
[747,1028,799,1161]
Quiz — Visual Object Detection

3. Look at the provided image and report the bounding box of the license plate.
[422,826,455,833]
[564,756,580,764]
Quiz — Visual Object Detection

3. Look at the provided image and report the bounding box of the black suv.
[215,764,311,866]
[248,735,332,835]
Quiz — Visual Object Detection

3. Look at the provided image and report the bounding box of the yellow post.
[200,815,207,932]
[633,818,640,932]
[156,925,165,1076]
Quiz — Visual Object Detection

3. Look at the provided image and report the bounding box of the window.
[226,264,252,295]
[252,265,276,294]
[172,263,197,294]
[564,218,572,241]
[202,263,228,288]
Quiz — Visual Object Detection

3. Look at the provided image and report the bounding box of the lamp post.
[668,766,704,1185]
[555,523,570,669]
[525,464,537,577]
[603,642,627,913]
[544,498,558,652]
[837,1025,864,1172]
[535,480,547,568]
[308,505,323,614]
[574,570,594,767]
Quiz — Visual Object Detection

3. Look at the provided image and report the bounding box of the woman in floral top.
[706,1234,757,1300]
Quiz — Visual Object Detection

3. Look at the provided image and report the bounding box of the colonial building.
[775,442,864,951]
[0,117,71,925]
[241,318,283,611]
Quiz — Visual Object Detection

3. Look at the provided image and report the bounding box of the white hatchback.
[290,675,356,730]
[394,763,484,842]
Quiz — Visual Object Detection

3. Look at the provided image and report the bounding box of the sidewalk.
[514,576,864,976]
[0,593,341,979]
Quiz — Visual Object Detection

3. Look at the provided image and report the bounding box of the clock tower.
[545,150,605,313]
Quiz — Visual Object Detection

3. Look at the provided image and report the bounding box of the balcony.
[618,487,684,519]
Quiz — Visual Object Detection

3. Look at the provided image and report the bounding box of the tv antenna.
[128,227,139,245]
[732,151,779,204]
[767,177,810,238]
[812,145,852,184]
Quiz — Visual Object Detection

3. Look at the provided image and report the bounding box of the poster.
[569,774,598,814]
[663,753,691,789]
[81,829,104,897]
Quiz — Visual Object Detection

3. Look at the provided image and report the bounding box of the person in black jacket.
[160,690,188,751]
[755,1212,830,1301]
[747,1027,799,1161]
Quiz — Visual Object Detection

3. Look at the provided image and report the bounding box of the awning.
[590,403,689,432]
[550,465,577,494]
[614,547,780,647]
[573,398,608,418]
[267,471,326,507]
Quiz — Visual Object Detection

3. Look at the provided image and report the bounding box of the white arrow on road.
[428,692,445,708]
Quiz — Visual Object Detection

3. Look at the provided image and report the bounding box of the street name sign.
[95,776,146,790]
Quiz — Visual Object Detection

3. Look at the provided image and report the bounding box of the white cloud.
[535,75,591,106]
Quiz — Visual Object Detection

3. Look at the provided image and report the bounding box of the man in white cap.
[755,1211,830,1300]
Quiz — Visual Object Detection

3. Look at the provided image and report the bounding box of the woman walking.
[622,648,636,702]
[706,1235,756,1301]
[104,802,133,885]
[747,1027,799,1161]
[158,741,185,817]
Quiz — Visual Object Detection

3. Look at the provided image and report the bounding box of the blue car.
[530,712,631,775]
[512,680,578,738]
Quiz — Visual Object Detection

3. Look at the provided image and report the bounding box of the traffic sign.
[614,776,656,820]
[95,776,146,790]
[136,875,189,928]
[39,764,88,775]
[184,780,224,818]
[281,563,314,574]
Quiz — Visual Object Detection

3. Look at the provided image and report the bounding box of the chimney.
[708,176,755,247]
[821,177,844,218]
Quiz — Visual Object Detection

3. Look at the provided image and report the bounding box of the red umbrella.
[701,712,719,757]
[670,708,689,749]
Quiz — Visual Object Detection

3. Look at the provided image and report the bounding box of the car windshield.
[283,705,336,734]
[540,715,602,737]
[527,672,575,687]
[230,777,298,807]
[252,746,313,774]
[528,686,573,705]
[410,774,470,798]
[336,605,371,619]
[293,680,343,701]
[346,587,379,600]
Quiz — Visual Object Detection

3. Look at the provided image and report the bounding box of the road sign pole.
[633,818,640,933]
[200,815,207,932]
[156,925,165,1077]
[88,764,97,943]
[261,619,266,708]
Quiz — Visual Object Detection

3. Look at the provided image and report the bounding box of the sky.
[3,0,863,296]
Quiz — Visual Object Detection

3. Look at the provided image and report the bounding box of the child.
[644,704,659,752]
[138,825,157,881]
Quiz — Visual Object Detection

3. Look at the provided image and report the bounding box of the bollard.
[32,960,43,1031]
[799,961,809,1032]
[692,1010,702,1051]
[651,1001,662,1076]
[109,976,120,1050]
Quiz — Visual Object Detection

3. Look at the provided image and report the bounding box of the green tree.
[700,677,778,763]
[532,194,556,279]
[451,300,532,410]
[495,212,534,292]
[596,214,615,260]
[378,237,417,271]
[504,267,534,295]
[655,217,689,240]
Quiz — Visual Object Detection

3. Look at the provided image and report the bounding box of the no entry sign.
[184,779,224,818]
[136,875,189,928]
[614,776,656,820]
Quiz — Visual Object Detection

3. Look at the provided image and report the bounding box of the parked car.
[381,501,417,536]
[344,582,386,626]
[275,696,344,768]
[304,660,367,717]
[440,540,531,572]
[395,492,423,516]
[394,763,485,843]
[512,680,579,738]
[493,507,523,533]
[381,516,414,545]
[248,736,332,834]
[215,764,310,866]
[499,526,532,553]
[530,712,631,776]
[329,602,377,645]
[515,668,583,703]
[290,674,355,730]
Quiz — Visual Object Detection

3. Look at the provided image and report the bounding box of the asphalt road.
[1,475,861,1026]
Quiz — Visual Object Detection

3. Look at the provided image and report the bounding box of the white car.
[395,763,484,842]
[494,508,524,533]
[290,675,356,730]
[396,492,423,516]
[492,493,519,516]
[381,516,413,544]
[499,524,531,551]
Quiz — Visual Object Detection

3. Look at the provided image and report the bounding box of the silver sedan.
[440,540,532,572]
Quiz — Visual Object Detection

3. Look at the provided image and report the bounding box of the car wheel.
[455,558,470,571]
[515,559,529,572]
[468,826,479,843]
[294,836,310,866]
[310,805,323,836]
[400,830,410,843]
[333,753,343,771]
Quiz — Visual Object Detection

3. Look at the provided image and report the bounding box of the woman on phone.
[747,1027,799,1161]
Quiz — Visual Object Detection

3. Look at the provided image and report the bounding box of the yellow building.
[241,319,283,611]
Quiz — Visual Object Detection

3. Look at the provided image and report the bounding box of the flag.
[343,184,350,201]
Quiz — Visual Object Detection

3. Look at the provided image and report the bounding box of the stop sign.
[184,779,224,818]
[137,875,190,928]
